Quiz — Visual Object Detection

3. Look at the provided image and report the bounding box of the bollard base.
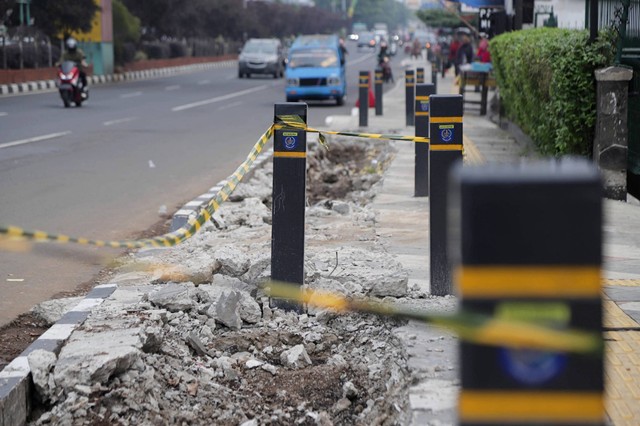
[270,298,304,314]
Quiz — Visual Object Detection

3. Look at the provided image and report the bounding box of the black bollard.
[431,65,438,94]
[271,103,307,313]
[416,67,425,84]
[449,159,604,426]
[414,83,436,197]
[359,71,369,127]
[429,95,463,296]
[374,68,383,116]
[405,69,415,126]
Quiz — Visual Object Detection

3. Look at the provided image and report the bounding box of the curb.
[171,148,273,232]
[0,58,254,424]
[0,145,273,426]
[0,60,237,96]
[0,284,117,426]
[0,143,272,425]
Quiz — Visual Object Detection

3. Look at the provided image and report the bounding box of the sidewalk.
[1,57,639,425]
[322,57,640,425]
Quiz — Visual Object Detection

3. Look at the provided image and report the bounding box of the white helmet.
[66,38,77,50]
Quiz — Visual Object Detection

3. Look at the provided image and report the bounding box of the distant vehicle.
[285,34,346,105]
[373,29,389,45]
[389,36,398,56]
[238,38,285,79]
[373,23,388,32]
[412,30,438,61]
[357,32,376,50]
[349,22,368,40]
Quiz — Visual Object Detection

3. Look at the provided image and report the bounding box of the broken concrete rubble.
[28,136,456,426]
[30,297,84,325]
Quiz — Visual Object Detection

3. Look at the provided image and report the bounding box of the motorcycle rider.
[379,55,393,83]
[60,38,88,96]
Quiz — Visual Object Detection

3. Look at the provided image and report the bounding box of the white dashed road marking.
[171,85,268,112]
[120,91,142,98]
[0,131,71,150]
[103,117,138,126]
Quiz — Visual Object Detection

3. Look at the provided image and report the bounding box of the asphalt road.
[0,42,407,326]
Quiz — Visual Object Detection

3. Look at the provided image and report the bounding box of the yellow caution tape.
[267,281,603,355]
[275,115,430,144]
[0,112,461,248]
[0,125,275,248]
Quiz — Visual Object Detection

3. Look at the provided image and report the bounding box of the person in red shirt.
[447,35,460,73]
[476,36,491,63]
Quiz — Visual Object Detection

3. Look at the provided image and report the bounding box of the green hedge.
[490,28,615,156]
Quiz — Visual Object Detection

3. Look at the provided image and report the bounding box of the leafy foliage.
[122,0,349,40]
[29,0,100,39]
[416,9,464,28]
[491,28,615,156]
[113,0,140,65]
[347,0,410,31]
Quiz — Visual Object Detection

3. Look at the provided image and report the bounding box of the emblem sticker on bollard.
[283,132,298,150]
[439,125,454,142]
[500,348,568,386]
[497,301,570,386]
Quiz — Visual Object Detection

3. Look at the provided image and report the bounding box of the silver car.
[238,38,285,79]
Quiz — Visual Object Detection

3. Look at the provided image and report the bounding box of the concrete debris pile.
[27,136,454,425]
[29,284,409,425]
[306,138,394,205]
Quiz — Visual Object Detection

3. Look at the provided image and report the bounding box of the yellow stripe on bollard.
[430,144,463,151]
[274,152,306,158]
[459,391,604,423]
[456,266,601,298]
[430,116,463,123]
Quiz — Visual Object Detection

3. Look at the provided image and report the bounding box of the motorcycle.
[378,55,394,83]
[57,61,88,108]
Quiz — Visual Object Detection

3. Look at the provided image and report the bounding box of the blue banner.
[450,0,504,8]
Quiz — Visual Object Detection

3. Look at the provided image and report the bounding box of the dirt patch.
[0,313,49,370]
[0,217,172,371]
[306,138,395,204]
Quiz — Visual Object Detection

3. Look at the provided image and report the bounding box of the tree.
[113,0,140,64]
[416,8,478,31]
[113,0,139,43]
[350,0,410,31]
[30,0,100,39]
[416,9,462,28]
